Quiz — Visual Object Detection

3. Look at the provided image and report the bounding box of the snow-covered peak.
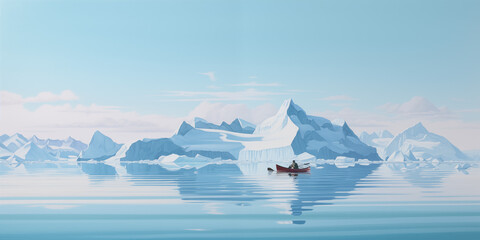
[229,118,255,134]
[79,131,122,160]
[360,130,394,142]
[3,133,28,152]
[251,98,380,160]
[405,122,429,136]
[377,130,394,138]
[6,133,28,144]
[31,135,42,144]
[14,141,56,161]
[194,117,208,124]
[194,117,255,134]
[177,121,194,136]
[0,142,12,159]
[232,118,255,129]
[284,98,303,112]
[254,99,304,135]
[92,130,107,140]
[331,119,346,127]
[385,123,468,161]
[0,134,10,142]
[11,133,28,142]
[360,131,377,140]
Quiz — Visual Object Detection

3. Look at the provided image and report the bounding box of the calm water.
[1,160,479,240]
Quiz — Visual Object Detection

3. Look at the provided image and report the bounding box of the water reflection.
[287,164,380,216]
[78,162,117,176]
[121,162,268,202]
[116,162,382,217]
[387,162,459,188]
[1,160,477,218]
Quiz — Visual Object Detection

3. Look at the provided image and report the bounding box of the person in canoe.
[289,160,299,169]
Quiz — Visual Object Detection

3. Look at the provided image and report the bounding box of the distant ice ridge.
[31,135,87,158]
[9,142,57,162]
[0,142,12,159]
[195,118,256,134]
[384,123,469,162]
[0,133,88,161]
[78,131,123,161]
[2,133,28,152]
[121,99,381,162]
[359,130,394,159]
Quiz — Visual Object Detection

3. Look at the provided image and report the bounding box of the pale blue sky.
[1,0,479,149]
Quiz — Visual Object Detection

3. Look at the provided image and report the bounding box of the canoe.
[276,164,310,173]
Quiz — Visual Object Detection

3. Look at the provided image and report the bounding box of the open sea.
[1,160,479,239]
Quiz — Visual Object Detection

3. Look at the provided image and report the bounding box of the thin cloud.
[379,96,453,118]
[320,95,357,101]
[187,101,276,125]
[206,85,221,89]
[232,81,281,87]
[0,90,278,144]
[313,106,480,150]
[0,90,78,105]
[199,72,216,81]
[158,89,289,102]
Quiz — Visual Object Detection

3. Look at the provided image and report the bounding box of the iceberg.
[171,122,242,160]
[240,99,381,161]
[121,138,186,161]
[0,143,12,160]
[384,123,469,161]
[32,135,87,158]
[78,131,122,161]
[121,99,381,162]
[2,133,28,152]
[120,122,243,162]
[11,142,56,162]
[455,163,471,170]
[0,134,9,142]
[359,130,394,159]
[386,150,418,162]
[194,117,255,134]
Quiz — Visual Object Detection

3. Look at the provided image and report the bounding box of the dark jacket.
[289,162,299,169]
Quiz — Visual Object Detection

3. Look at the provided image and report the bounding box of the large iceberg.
[78,131,122,161]
[239,99,381,161]
[122,99,381,162]
[384,122,469,161]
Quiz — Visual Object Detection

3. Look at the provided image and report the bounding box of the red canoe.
[276,164,310,173]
